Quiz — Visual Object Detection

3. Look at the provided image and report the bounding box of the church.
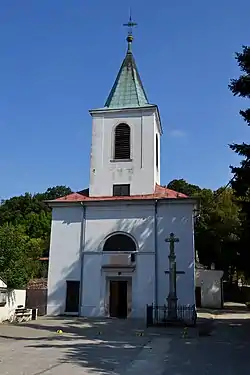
[47,23,197,319]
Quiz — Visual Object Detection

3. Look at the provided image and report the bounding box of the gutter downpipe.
[154,200,158,308]
[79,202,86,316]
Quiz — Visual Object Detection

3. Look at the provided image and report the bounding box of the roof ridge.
[104,54,128,108]
[46,184,189,203]
[130,52,149,103]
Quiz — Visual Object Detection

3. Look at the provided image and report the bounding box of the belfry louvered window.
[114,123,131,159]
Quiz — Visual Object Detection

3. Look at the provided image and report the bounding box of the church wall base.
[79,306,146,319]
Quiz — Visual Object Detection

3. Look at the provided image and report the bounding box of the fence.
[146,304,197,327]
[26,278,47,316]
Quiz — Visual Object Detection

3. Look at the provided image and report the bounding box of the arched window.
[114,123,130,159]
[103,233,136,252]
[156,134,159,169]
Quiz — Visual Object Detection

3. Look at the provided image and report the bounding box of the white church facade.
[47,27,197,319]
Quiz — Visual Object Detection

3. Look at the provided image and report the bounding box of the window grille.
[114,123,130,159]
[113,184,130,196]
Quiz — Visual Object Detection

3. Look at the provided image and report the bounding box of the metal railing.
[146,304,197,327]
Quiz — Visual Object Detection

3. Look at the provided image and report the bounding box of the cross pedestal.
[165,233,185,321]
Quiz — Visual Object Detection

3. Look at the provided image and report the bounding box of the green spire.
[104,16,149,109]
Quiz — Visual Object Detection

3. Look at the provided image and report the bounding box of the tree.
[229,46,250,199]
[229,45,250,279]
[167,179,241,278]
[35,186,72,201]
[195,188,241,278]
[167,179,201,196]
[0,185,72,229]
[0,224,43,288]
[0,185,72,284]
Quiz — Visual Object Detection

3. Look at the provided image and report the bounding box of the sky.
[0,0,249,200]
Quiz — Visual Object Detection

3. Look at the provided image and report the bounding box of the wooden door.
[109,280,128,318]
[65,280,80,313]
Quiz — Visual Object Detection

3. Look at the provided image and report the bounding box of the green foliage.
[167,179,201,196]
[196,188,241,273]
[0,186,72,288]
[35,186,72,201]
[229,45,250,278]
[229,46,250,201]
[0,224,43,288]
[168,179,242,280]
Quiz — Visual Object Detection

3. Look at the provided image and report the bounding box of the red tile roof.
[51,184,188,203]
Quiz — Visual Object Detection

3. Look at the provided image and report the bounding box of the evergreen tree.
[229,45,250,199]
[229,45,250,279]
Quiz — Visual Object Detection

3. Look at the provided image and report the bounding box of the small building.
[195,264,224,308]
[47,24,197,319]
[0,278,26,323]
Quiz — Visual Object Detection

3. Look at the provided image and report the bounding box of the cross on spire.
[123,12,137,53]
[123,11,137,36]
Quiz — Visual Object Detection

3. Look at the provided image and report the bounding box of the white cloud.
[169,129,186,138]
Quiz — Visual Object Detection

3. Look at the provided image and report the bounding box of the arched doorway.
[103,233,136,318]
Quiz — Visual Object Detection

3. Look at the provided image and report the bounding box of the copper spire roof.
[104,24,149,109]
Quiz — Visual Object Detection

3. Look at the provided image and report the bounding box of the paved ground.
[0,318,160,375]
[162,316,250,375]
[0,308,250,375]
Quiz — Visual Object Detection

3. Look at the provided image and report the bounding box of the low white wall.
[196,269,223,308]
[0,289,26,322]
[0,279,7,289]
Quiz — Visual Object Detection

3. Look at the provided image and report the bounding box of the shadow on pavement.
[0,318,155,374]
[1,316,249,374]
[164,317,250,375]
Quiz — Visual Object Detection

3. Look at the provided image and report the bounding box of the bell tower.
[89,17,162,197]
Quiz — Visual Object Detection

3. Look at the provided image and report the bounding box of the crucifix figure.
[165,233,185,320]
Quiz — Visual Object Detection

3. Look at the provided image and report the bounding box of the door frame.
[65,280,80,315]
[105,276,132,318]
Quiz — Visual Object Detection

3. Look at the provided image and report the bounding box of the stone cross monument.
[165,233,185,320]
